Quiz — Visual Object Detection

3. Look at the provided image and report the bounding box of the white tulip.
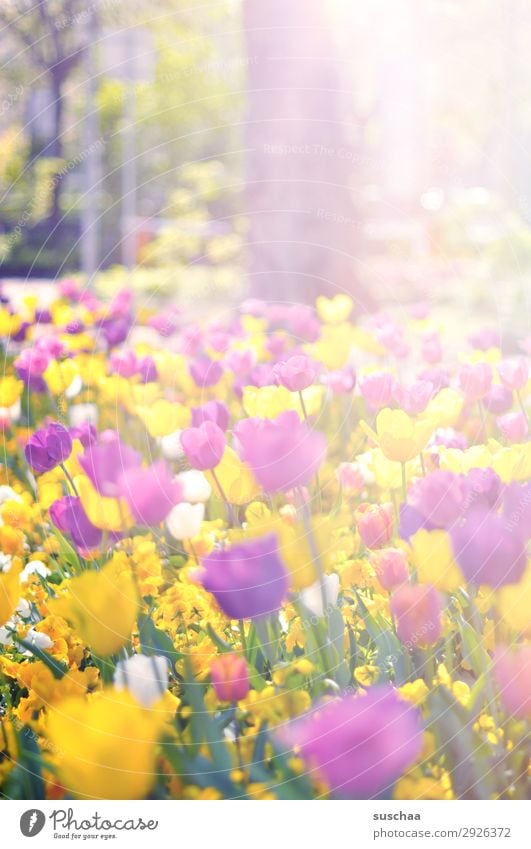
[175,469,211,503]
[160,430,184,461]
[300,573,340,619]
[65,373,83,399]
[166,502,204,540]
[114,654,169,708]
[69,403,98,428]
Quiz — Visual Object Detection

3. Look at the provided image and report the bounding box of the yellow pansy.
[0,376,23,408]
[46,689,165,799]
[0,560,22,626]
[76,474,133,533]
[137,398,190,437]
[316,294,353,323]
[0,307,21,337]
[362,408,433,463]
[49,554,138,656]
[409,528,464,591]
[398,679,430,706]
[206,446,260,505]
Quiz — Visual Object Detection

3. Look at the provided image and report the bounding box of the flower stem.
[60,463,79,497]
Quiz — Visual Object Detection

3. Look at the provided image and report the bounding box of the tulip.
[46,689,165,799]
[276,355,319,392]
[359,371,394,411]
[191,400,230,431]
[409,528,464,592]
[362,409,433,463]
[14,348,50,392]
[175,469,212,503]
[234,411,326,493]
[493,646,531,719]
[118,460,182,526]
[498,357,528,392]
[115,654,169,708]
[337,462,364,494]
[49,495,102,550]
[210,653,250,702]
[189,355,223,387]
[458,362,492,402]
[198,534,289,620]
[181,421,226,471]
[49,555,138,656]
[78,430,141,497]
[421,332,442,364]
[370,548,409,591]
[392,380,434,415]
[0,561,21,626]
[450,507,527,588]
[24,422,72,473]
[390,583,443,648]
[280,687,423,799]
[300,573,340,618]
[166,502,205,540]
[355,503,394,549]
[497,411,528,443]
[408,470,469,530]
[482,385,513,415]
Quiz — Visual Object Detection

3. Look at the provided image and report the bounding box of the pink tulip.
[370,548,410,591]
[497,411,528,443]
[390,584,443,648]
[355,503,394,549]
[498,357,528,392]
[211,653,250,703]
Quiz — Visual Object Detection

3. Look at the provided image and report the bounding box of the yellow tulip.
[207,446,260,505]
[0,561,22,626]
[362,409,433,463]
[77,474,133,532]
[44,359,78,395]
[137,398,190,437]
[242,385,295,418]
[309,323,355,369]
[0,376,23,408]
[49,554,138,656]
[316,294,353,323]
[496,560,531,634]
[421,388,463,428]
[46,689,164,799]
[409,528,464,592]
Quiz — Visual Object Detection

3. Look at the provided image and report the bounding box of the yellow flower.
[242,385,295,419]
[0,560,22,626]
[44,359,78,395]
[309,323,355,369]
[49,554,138,656]
[0,307,21,337]
[46,689,165,799]
[354,665,379,686]
[362,409,433,463]
[421,388,463,428]
[316,294,353,323]
[0,376,23,408]
[399,679,430,706]
[409,528,464,591]
[77,474,133,532]
[496,560,531,634]
[137,398,190,437]
[206,446,260,505]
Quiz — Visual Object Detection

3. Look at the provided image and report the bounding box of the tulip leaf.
[354,591,407,684]
[138,614,182,671]
[10,633,67,679]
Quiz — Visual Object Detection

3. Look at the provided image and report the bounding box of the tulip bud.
[458,363,492,402]
[390,583,442,648]
[497,357,528,392]
[277,355,319,392]
[180,421,226,470]
[210,653,250,702]
[370,548,409,591]
[355,502,394,549]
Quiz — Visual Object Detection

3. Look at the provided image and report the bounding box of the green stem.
[401,462,408,502]
[59,463,79,497]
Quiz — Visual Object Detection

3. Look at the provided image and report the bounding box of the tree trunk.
[49,71,64,224]
[243,0,365,307]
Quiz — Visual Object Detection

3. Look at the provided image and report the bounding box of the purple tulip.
[78,431,141,497]
[69,422,97,449]
[464,467,503,511]
[450,507,527,588]
[503,482,531,541]
[280,687,423,799]
[408,470,469,530]
[181,421,226,471]
[50,496,102,550]
[234,411,326,493]
[398,503,436,542]
[359,372,394,412]
[482,384,513,415]
[118,460,182,526]
[191,400,230,432]
[15,348,50,393]
[198,534,289,620]
[276,355,319,392]
[110,349,138,378]
[189,356,223,388]
[25,422,72,473]
[138,356,157,383]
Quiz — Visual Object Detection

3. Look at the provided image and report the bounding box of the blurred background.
[0,0,529,337]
